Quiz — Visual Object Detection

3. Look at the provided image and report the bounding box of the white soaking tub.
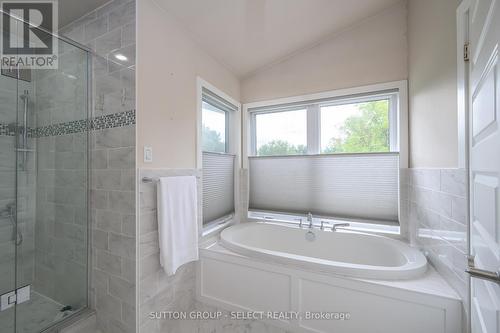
[220,222,427,280]
[197,222,461,333]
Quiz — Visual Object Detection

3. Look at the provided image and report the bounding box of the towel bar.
[142,176,200,183]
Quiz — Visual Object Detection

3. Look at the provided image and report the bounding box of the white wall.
[408,0,460,168]
[240,1,408,103]
[136,0,240,169]
[137,0,461,169]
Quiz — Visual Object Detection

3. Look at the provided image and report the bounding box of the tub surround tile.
[410,169,441,190]
[403,168,468,319]
[440,169,466,197]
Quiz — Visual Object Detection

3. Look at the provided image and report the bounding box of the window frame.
[248,90,399,157]
[196,78,241,238]
[243,81,408,168]
[242,81,409,237]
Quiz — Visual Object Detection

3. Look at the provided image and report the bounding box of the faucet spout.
[332,223,350,232]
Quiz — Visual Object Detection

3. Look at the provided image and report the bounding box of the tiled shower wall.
[58,0,137,332]
[401,168,468,305]
[0,78,36,298]
[33,38,89,310]
[90,125,136,333]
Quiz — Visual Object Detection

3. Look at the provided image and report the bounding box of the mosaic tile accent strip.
[33,119,88,137]
[0,123,17,136]
[91,110,136,131]
[0,110,135,137]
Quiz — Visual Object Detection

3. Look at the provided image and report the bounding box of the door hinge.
[0,285,30,311]
[464,42,470,62]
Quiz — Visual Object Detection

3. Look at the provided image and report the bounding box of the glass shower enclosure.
[0,12,90,333]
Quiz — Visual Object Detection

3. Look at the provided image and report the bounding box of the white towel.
[157,176,199,276]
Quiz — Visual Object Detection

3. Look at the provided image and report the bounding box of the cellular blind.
[249,153,399,224]
[202,87,238,113]
[202,152,235,225]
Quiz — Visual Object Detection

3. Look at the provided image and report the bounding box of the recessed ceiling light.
[115,54,128,61]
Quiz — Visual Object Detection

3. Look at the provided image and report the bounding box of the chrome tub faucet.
[332,223,350,231]
[307,212,313,229]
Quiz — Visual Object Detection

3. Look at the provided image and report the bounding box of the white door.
[468,0,500,332]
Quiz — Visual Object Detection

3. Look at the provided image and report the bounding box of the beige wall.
[137,0,240,169]
[138,0,461,169]
[408,0,460,168]
[240,1,408,103]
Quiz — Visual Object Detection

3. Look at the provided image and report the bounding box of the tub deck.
[197,239,462,333]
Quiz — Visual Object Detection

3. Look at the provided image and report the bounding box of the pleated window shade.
[249,153,400,224]
[202,152,235,225]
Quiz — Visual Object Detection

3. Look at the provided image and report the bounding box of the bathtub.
[219,222,427,280]
[197,222,461,333]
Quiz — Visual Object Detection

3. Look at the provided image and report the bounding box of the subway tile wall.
[138,169,201,333]
[401,169,468,310]
[90,125,136,333]
[59,1,136,119]
[59,0,137,332]
[34,132,88,309]
[138,169,288,333]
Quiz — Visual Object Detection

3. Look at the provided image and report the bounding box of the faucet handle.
[320,220,329,230]
[294,217,303,228]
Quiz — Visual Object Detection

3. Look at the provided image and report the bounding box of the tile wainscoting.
[138,169,201,333]
[401,168,468,319]
[138,168,297,333]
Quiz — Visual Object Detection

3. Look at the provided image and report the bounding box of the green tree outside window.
[323,100,389,154]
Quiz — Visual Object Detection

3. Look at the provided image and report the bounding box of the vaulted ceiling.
[155,0,401,77]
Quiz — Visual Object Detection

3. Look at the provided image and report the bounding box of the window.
[254,109,307,156]
[249,92,398,156]
[245,83,406,230]
[202,101,227,153]
[200,85,238,229]
[320,99,390,154]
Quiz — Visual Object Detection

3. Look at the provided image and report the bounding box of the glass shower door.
[13,25,90,333]
[0,58,19,333]
[0,14,90,333]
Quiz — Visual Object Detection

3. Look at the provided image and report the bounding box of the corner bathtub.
[220,222,427,280]
[198,222,461,333]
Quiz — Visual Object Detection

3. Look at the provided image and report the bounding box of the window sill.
[247,211,401,238]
